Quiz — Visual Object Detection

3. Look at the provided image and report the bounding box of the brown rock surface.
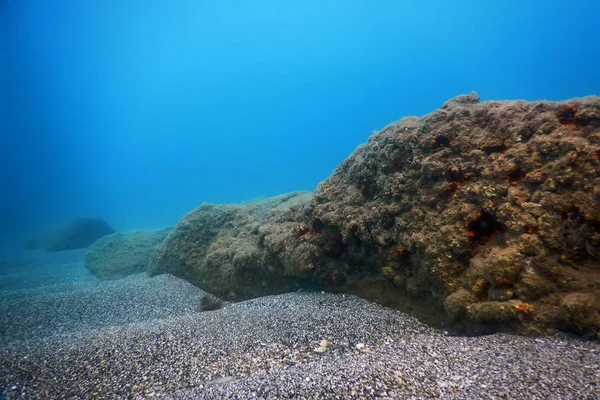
[148,192,314,299]
[153,93,600,339]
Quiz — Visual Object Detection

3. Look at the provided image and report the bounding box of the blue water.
[2,0,600,254]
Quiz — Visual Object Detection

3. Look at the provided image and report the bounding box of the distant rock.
[24,235,45,250]
[25,217,115,252]
[86,228,171,280]
[152,94,600,340]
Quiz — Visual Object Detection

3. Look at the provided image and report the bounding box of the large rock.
[153,94,600,339]
[149,192,313,298]
[25,217,115,252]
[86,228,171,280]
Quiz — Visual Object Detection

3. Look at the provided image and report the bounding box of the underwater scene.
[2,0,600,398]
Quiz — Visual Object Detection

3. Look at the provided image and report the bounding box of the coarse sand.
[0,251,598,399]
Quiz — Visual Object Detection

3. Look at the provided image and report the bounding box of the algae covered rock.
[25,217,115,252]
[86,228,171,279]
[559,293,600,337]
[467,300,521,323]
[444,288,475,319]
[153,93,600,339]
[487,286,514,301]
[293,93,600,338]
[149,192,313,299]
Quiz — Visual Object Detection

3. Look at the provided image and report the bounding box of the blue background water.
[2,0,599,254]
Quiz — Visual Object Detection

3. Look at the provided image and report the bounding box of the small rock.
[199,296,223,312]
[205,376,236,386]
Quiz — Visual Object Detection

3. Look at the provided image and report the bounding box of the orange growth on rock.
[395,246,411,264]
[444,182,461,194]
[295,225,310,237]
[557,105,588,129]
[466,211,504,245]
[508,167,524,185]
[499,277,512,285]
[396,247,408,257]
[515,303,535,315]
[445,166,464,182]
[431,136,450,150]
[463,172,475,181]
[558,106,577,125]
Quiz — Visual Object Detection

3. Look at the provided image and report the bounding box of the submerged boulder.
[25,217,115,252]
[86,228,171,280]
[154,94,600,339]
[149,192,313,299]
[295,93,600,338]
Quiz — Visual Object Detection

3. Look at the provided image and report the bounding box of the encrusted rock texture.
[148,192,314,298]
[153,93,600,339]
[86,228,171,279]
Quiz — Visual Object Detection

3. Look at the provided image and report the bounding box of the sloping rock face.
[25,217,115,252]
[279,93,600,338]
[86,228,171,280]
[153,94,600,339]
[148,192,314,299]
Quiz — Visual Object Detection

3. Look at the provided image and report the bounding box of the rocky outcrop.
[86,228,171,280]
[148,193,313,298]
[25,217,115,252]
[152,94,600,339]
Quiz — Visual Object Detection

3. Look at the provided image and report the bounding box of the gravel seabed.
[0,252,205,345]
[1,252,599,399]
[0,249,93,292]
